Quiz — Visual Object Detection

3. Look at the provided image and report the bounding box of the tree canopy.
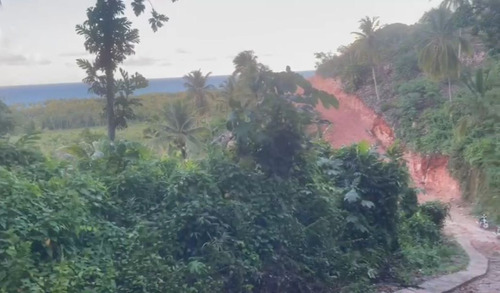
[183,70,215,114]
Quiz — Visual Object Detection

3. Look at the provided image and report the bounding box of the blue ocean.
[0,71,315,106]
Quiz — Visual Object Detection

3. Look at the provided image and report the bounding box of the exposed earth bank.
[310,76,500,292]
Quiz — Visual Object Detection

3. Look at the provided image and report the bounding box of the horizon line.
[0,69,316,89]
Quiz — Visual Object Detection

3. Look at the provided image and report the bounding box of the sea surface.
[0,71,315,106]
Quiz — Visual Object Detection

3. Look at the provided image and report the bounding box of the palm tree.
[221,75,238,100]
[462,68,491,98]
[352,16,382,101]
[418,8,469,101]
[232,51,271,100]
[146,100,208,159]
[441,0,472,10]
[337,45,366,91]
[183,70,215,114]
[233,50,258,75]
[440,0,473,59]
[217,74,239,112]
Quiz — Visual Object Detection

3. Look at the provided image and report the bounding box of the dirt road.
[450,204,500,293]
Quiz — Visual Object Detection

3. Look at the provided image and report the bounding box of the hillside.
[315,3,500,222]
[311,76,461,202]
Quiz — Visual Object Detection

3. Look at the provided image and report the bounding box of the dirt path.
[450,204,500,293]
[310,76,500,292]
[456,253,500,293]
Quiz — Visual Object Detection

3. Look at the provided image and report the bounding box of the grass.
[25,123,149,155]
[412,237,469,285]
[396,236,469,289]
[425,238,469,276]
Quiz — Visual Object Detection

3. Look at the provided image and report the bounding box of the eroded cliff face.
[310,76,460,202]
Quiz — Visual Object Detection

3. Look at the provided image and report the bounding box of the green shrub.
[414,107,453,154]
[419,201,450,229]
[0,167,116,292]
[395,51,420,80]
[404,212,442,244]
[322,143,412,253]
[400,189,419,218]
[0,137,450,291]
[390,79,454,154]
[0,141,44,168]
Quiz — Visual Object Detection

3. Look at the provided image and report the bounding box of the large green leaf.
[345,188,361,203]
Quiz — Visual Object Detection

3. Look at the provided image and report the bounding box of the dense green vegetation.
[0,139,457,292]
[316,0,500,221]
[0,49,460,291]
[0,0,475,291]
[10,93,185,131]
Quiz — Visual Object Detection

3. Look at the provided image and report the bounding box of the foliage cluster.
[0,136,451,292]
[382,62,499,220]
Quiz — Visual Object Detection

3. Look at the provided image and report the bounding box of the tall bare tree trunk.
[448,77,452,102]
[103,2,115,141]
[372,66,380,101]
[105,67,116,141]
[458,28,462,59]
[458,28,462,78]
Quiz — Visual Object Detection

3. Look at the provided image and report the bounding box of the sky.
[0,0,440,86]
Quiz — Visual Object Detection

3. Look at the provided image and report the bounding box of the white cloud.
[0,52,51,66]
[59,51,88,57]
[196,57,218,62]
[124,56,165,67]
[175,48,190,55]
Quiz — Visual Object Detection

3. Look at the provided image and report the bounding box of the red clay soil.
[310,76,460,202]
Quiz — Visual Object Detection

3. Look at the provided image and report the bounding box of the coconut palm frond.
[183,69,214,113]
[147,100,208,159]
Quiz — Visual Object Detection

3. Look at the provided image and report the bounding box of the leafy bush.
[0,166,116,292]
[400,189,419,218]
[315,50,370,92]
[0,141,44,169]
[419,201,450,229]
[326,143,407,252]
[395,52,420,80]
[390,79,454,153]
